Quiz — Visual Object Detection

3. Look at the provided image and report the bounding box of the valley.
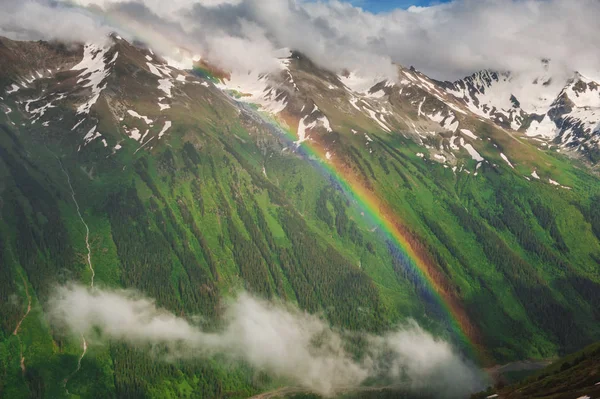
[0,25,599,398]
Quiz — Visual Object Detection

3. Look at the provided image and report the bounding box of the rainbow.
[249,108,490,366]
[51,1,488,362]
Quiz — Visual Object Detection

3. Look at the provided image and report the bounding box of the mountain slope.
[439,62,600,162]
[473,341,600,399]
[0,36,600,398]
[225,49,600,356]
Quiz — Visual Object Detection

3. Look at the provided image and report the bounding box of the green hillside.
[472,341,600,399]
[0,37,600,398]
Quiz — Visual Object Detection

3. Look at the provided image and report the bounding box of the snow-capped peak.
[71,43,118,115]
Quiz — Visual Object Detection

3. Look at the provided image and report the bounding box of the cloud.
[2,0,598,80]
[0,0,114,45]
[47,284,484,397]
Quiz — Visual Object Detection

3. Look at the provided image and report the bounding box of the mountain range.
[1,34,600,398]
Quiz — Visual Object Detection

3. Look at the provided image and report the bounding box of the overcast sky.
[1,0,599,80]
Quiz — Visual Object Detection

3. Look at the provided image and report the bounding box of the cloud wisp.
[2,0,600,80]
[48,284,483,397]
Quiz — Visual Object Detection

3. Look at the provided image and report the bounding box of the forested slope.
[0,36,599,398]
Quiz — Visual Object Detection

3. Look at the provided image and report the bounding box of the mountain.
[472,341,600,399]
[1,35,600,398]
[441,61,600,162]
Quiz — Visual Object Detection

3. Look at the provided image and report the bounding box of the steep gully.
[57,156,95,394]
[13,270,31,375]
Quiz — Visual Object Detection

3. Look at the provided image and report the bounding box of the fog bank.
[48,284,483,397]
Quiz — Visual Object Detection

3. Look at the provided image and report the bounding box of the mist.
[47,284,483,398]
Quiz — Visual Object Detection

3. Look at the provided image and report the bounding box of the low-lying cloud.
[1,0,600,80]
[48,284,483,397]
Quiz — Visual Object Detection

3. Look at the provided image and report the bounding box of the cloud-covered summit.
[2,0,599,81]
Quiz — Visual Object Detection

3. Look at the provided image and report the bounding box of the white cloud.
[0,0,114,45]
[2,0,599,81]
[48,284,484,397]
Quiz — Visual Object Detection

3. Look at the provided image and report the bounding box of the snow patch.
[124,126,142,141]
[25,92,66,120]
[460,138,484,162]
[565,75,600,108]
[147,62,163,77]
[349,97,362,112]
[71,44,117,114]
[218,70,288,115]
[338,72,387,94]
[460,129,478,140]
[500,153,515,169]
[449,136,460,151]
[83,125,102,146]
[417,97,426,117]
[146,62,175,98]
[134,136,155,154]
[158,121,172,139]
[526,115,557,139]
[318,115,333,132]
[365,108,391,132]
[158,79,174,98]
[425,110,459,132]
[6,84,20,94]
[448,67,568,130]
[127,110,153,125]
[296,116,314,145]
[72,119,85,131]
[366,89,386,99]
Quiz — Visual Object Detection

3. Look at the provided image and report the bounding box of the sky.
[349,0,450,13]
[1,0,599,81]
